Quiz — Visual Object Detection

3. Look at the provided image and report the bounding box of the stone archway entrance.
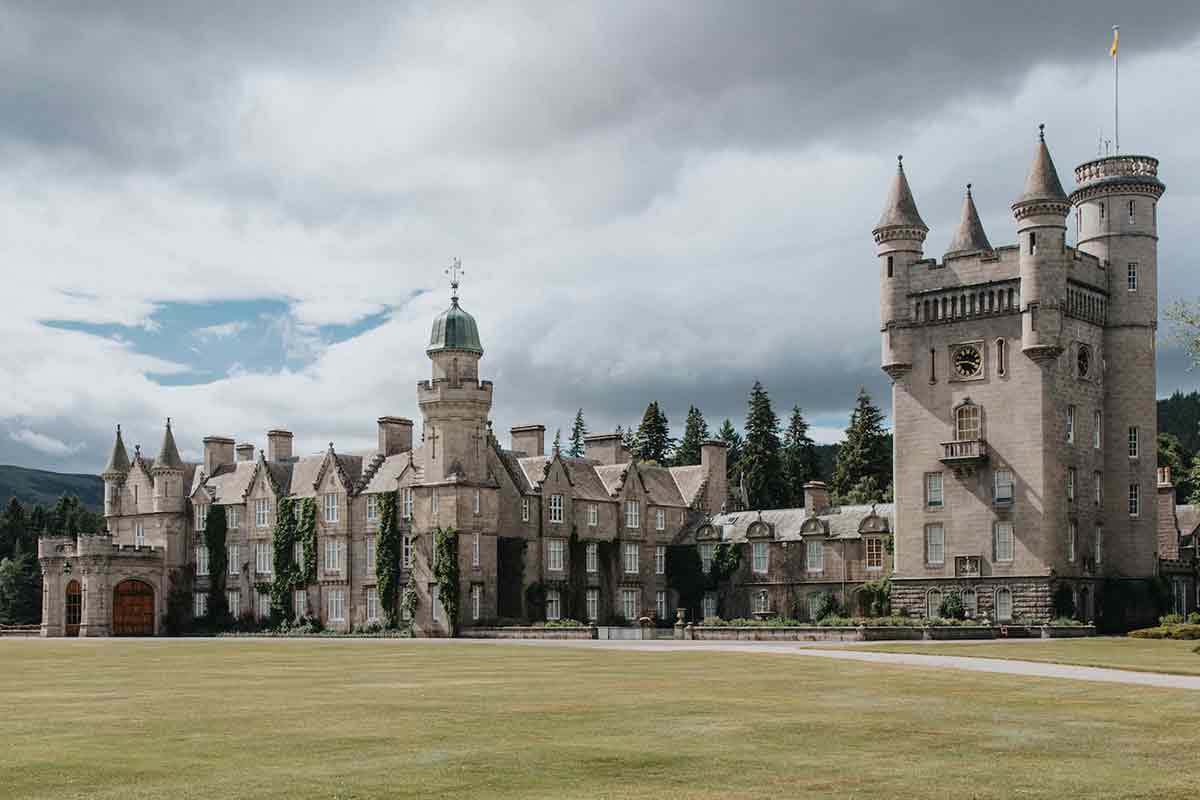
[65,580,81,637]
[112,579,155,636]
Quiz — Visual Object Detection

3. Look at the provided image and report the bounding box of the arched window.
[65,580,82,637]
[996,338,1007,377]
[1007,288,1014,309]
[924,300,931,321]
[927,589,943,619]
[951,297,957,317]
[962,588,978,618]
[956,403,981,441]
[995,587,1013,621]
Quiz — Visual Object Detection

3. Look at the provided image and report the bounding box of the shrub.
[542,618,588,628]
[1190,612,1200,625]
[815,592,841,621]
[1051,584,1076,619]
[1159,613,1184,626]
[1129,623,1200,640]
[938,592,966,621]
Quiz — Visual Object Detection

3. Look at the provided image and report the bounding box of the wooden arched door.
[65,580,82,637]
[112,580,155,636]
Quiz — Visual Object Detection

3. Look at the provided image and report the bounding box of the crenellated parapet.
[1071,155,1165,203]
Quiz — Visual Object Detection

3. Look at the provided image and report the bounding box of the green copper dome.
[428,297,483,355]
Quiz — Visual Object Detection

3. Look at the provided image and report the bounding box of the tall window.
[955,405,981,441]
[655,545,666,575]
[255,498,270,528]
[586,542,598,573]
[754,591,770,615]
[1128,483,1140,517]
[1093,411,1102,449]
[256,591,270,619]
[994,522,1014,563]
[704,592,718,619]
[996,338,1007,377]
[925,524,945,566]
[1067,468,1076,501]
[135,522,145,547]
[402,488,413,520]
[621,588,638,620]
[403,535,412,568]
[256,541,272,574]
[548,538,564,571]
[366,587,379,623]
[752,541,769,574]
[1128,199,1136,223]
[473,489,480,515]
[228,544,239,575]
[1068,520,1077,562]
[293,541,303,565]
[623,542,639,574]
[227,590,240,618]
[588,504,598,527]
[550,494,563,524]
[925,472,944,508]
[471,585,481,621]
[625,500,640,529]
[1067,406,1076,443]
[699,543,714,573]
[328,588,345,622]
[366,495,378,526]
[963,588,978,618]
[1127,262,1138,292]
[193,592,207,618]
[366,535,376,568]
[195,503,208,530]
[1094,472,1103,506]
[586,588,599,622]
[294,590,307,619]
[866,537,884,570]
[1095,524,1104,565]
[655,509,665,531]
[926,589,943,619]
[546,590,562,621]
[806,539,824,573]
[995,587,1013,621]
[886,255,894,278]
[993,469,1014,504]
[431,586,440,624]
[227,506,240,528]
[323,493,338,523]
[656,591,667,620]
[1028,231,1037,255]
[324,539,341,573]
[195,545,210,576]
[472,532,480,567]
[430,490,439,516]
[1128,426,1139,458]
[521,497,529,522]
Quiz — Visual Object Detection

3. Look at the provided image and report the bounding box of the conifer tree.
[634,402,673,463]
[620,425,636,452]
[781,405,820,506]
[832,387,890,501]
[740,381,784,509]
[552,428,562,454]
[568,409,587,457]
[672,406,709,466]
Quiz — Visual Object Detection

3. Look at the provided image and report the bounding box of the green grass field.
[849,636,1200,677]
[3,639,1199,799]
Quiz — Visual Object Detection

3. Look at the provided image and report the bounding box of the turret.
[1012,125,1071,363]
[945,184,992,258]
[874,155,928,378]
[101,425,130,517]
[151,418,186,513]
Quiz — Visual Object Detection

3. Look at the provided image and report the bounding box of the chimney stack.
[803,481,831,515]
[584,433,629,466]
[202,436,235,475]
[236,443,255,462]
[267,429,294,463]
[511,425,546,457]
[699,440,728,515]
[377,417,414,456]
[1158,467,1180,560]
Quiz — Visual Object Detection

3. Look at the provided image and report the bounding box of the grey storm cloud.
[2,1,1200,472]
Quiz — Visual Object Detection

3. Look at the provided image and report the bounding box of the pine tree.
[672,406,709,466]
[552,428,563,454]
[1188,453,1200,507]
[740,381,785,509]
[832,387,890,502]
[568,409,587,457]
[0,541,40,625]
[635,402,672,464]
[781,405,820,506]
[620,425,636,452]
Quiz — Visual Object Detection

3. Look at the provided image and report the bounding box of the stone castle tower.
[879,128,1165,622]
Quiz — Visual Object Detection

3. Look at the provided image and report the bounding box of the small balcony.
[940,439,988,476]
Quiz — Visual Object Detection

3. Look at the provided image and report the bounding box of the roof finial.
[1038,123,1045,142]
[896,154,904,173]
[966,182,973,197]
[445,257,463,305]
[166,417,171,429]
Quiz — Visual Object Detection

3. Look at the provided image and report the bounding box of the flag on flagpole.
[1111,26,1119,57]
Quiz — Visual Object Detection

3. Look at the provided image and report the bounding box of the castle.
[38,128,1195,636]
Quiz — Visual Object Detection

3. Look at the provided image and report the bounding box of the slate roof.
[203,461,257,505]
[703,504,894,543]
[668,465,707,508]
[1014,130,1068,207]
[362,453,411,494]
[1177,505,1200,537]
[945,185,992,256]
[875,158,927,231]
[513,457,696,507]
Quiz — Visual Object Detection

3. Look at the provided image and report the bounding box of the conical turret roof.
[154,419,183,470]
[102,425,130,475]
[1014,125,1068,207]
[874,155,928,232]
[945,184,992,256]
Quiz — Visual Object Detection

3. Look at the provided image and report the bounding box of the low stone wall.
[692,625,865,642]
[0,624,40,638]
[462,626,597,640]
[687,624,1095,642]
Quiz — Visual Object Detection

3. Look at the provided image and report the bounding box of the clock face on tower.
[953,345,983,378]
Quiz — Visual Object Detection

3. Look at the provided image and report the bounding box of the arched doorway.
[65,580,82,637]
[112,580,155,636]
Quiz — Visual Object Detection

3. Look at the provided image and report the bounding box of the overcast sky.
[3,2,1200,473]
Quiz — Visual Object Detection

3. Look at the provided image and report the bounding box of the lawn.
[3,639,1199,799]
[848,636,1200,677]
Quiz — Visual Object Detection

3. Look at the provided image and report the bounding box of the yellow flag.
[1111,27,1119,57]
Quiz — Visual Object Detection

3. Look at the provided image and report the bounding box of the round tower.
[1012,125,1071,363]
[874,155,928,379]
[101,425,130,518]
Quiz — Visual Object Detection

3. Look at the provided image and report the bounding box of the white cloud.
[193,321,249,341]
[8,429,84,457]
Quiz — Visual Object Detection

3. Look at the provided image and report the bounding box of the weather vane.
[445,257,463,302]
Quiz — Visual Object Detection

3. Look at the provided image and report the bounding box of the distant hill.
[0,465,103,510]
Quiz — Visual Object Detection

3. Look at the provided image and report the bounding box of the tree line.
[551,383,892,511]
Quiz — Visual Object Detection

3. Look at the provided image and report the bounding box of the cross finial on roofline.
[445,257,464,304]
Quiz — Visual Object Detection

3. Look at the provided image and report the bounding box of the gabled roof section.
[203,461,257,505]
[154,420,184,470]
[362,453,410,494]
[494,446,536,494]
[1177,505,1200,538]
[638,464,686,507]
[668,465,708,508]
[594,463,630,497]
[699,504,895,543]
[308,445,361,496]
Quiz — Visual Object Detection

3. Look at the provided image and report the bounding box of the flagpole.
[1113,25,1119,154]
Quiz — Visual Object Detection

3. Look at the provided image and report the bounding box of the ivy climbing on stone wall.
[269,496,297,619]
[204,506,229,622]
[433,527,459,634]
[298,497,317,584]
[374,491,401,628]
